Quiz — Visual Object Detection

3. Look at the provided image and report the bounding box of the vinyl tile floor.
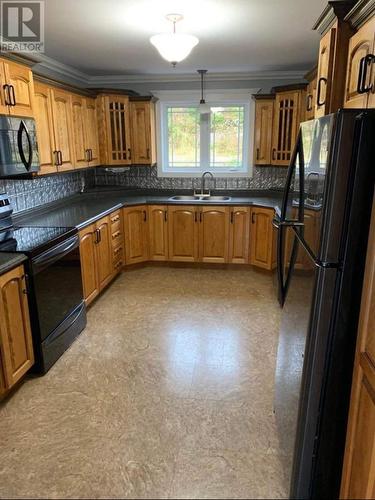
[0,266,288,499]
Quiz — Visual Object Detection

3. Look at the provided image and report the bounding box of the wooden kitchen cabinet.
[50,87,75,172]
[0,265,34,396]
[0,59,35,117]
[199,206,230,263]
[305,66,318,120]
[228,207,250,264]
[168,206,199,262]
[97,94,132,166]
[79,214,117,305]
[123,206,149,264]
[249,207,276,270]
[110,210,124,275]
[313,2,354,117]
[344,15,375,109]
[71,94,101,169]
[130,99,157,165]
[253,96,274,165]
[33,82,58,175]
[148,205,169,261]
[271,88,304,166]
[85,98,101,166]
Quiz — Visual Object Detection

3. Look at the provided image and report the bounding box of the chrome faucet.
[195,171,214,198]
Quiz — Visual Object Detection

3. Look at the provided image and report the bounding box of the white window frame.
[154,90,258,178]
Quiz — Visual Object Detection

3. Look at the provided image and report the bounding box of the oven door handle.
[31,235,79,274]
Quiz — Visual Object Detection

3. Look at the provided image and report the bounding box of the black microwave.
[0,115,40,177]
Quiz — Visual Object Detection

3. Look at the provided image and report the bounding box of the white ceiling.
[43,0,327,77]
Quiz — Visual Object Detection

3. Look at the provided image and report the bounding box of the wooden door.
[105,95,131,165]
[315,28,336,118]
[254,98,273,165]
[79,224,100,306]
[0,61,9,114]
[4,60,35,117]
[148,205,168,261]
[50,88,75,172]
[71,94,88,169]
[33,82,58,175]
[123,206,149,264]
[199,206,230,263]
[85,98,100,166]
[344,17,375,109]
[228,207,250,264]
[306,76,317,121]
[340,199,375,499]
[0,266,34,389]
[131,101,152,164]
[271,91,301,166]
[168,206,199,262]
[96,216,113,290]
[249,207,275,270]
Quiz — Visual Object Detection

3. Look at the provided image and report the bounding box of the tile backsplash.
[0,165,287,214]
[94,165,288,191]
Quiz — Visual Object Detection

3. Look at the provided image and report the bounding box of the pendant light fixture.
[198,69,210,115]
[150,14,199,67]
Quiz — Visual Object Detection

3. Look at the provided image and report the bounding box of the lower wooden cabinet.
[199,206,230,263]
[0,265,34,396]
[79,214,116,306]
[249,207,276,270]
[148,205,169,261]
[168,206,199,262]
[123,206,149,264]
[229,207,250,264]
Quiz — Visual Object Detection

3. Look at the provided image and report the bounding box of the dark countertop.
[15,188,284,230]
[0,253,27,275]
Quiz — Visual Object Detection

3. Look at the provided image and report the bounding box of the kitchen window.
[155,91,255,177]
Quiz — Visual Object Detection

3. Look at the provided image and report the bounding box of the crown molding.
[31,53,89,86]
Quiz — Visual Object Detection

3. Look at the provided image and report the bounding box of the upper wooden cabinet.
[0,59,35,117]
[71,94,101,168]
[50,88,75,172]
[228,207,250,264]
[130,99,157,165]
[271,88,305,166]
[85,98,100,166]
[199,206,230,264]
[344,14,375,109]
[305,67,318,120]
[313,1,355,117]
[253,96,274,165]
[148,205,169,261]
[97,94,132,166]
[249,207,276,270]
[0,265,34,397]
[123,206,149,264]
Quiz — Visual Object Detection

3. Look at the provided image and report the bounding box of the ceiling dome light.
[150,14,199,67]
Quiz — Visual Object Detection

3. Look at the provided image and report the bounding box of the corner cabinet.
[148,205,169,261]
[130,99,157,165]
[253,96,274,165]
[249,207,276,270]
[0,265,34,397]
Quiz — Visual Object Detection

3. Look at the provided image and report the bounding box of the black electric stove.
[0,193,86,374]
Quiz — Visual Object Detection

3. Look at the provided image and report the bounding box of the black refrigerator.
[273,109,375,499]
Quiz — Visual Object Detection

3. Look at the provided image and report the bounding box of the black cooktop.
[0,226,77,256]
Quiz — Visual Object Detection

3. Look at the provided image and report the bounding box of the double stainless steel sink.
[169,195,231,202]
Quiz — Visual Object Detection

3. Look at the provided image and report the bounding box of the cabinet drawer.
[111,228,123,247]
[111,219,122,235]
[113,245,124,261]
[110,211,121,225]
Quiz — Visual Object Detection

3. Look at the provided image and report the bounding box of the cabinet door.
[148,205,168,261]
[79,224,100,306]
[315,28,336,118]
[4,60,35,117]
[123,206,149,264]
[0,266,34,389]
[96,216,113,290]
[199,206,230,263]
[131,101,152,164]
[0,62,9,114]
[71,94,88,169]
[305,76,317,121]
[33,82,58,175]
[85,98,100,166]
[271,91,301,166]
[105,95,131,165]
[168,206,199,262]
[50,88,75,172]
[249,207,275,270]
[344,17,375,109]
[228,207,250,264]
[254,99,273,165]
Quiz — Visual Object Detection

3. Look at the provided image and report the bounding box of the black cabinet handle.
[195,211,197,223]
[252,213,256,224]
[94,229,99,244]
[164,210,167,222]
[200,211,202,223]
[306,94,313,111]
[3,84,11,106]
[9,85,16,106]
[230,212,234,224]
[58,151,63,166]
[357,54,375,94]
[316,77,327,107]
[256,148,260,160]
[53,150,59,166]
[143,210,147,222]
[85,149,90,162]
[128,148,132,160]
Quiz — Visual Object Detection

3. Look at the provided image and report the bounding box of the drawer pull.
[111,215,120,223]
[114,247,123,255]
[112,230,121,239]
[114,260,123,270]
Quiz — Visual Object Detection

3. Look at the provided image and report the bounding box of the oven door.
[30,235,84,342]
